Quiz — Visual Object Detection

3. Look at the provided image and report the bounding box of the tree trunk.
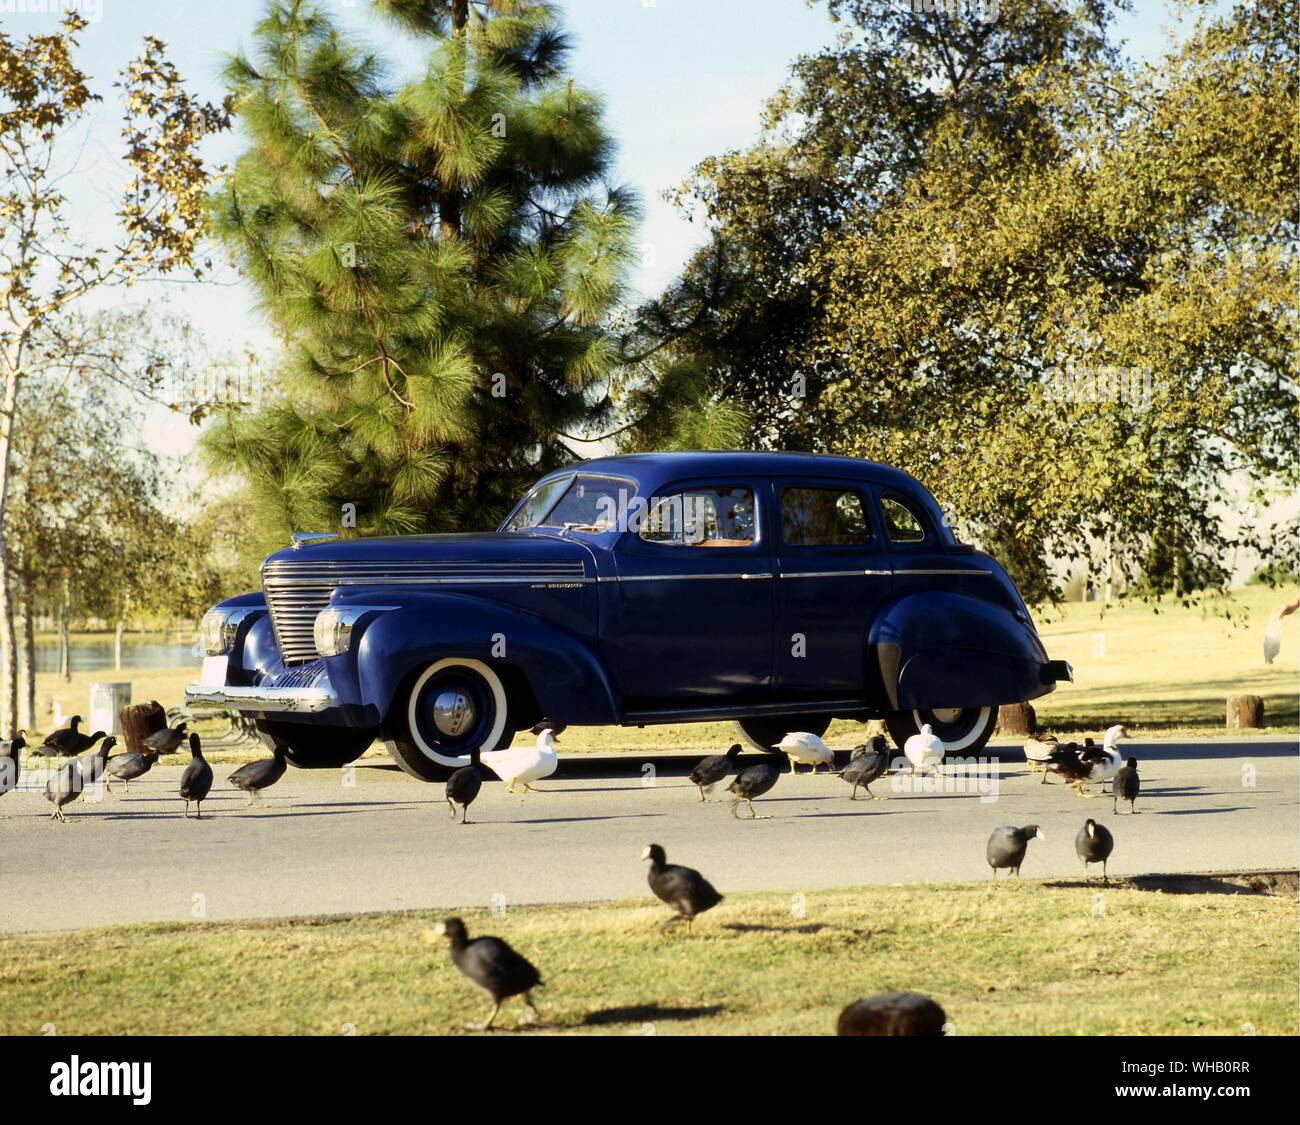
[0,350,18,735]
[59,592,70,683]
[1226,695,1264,730]
[438,0,470,242]
[114,618,124,671]
[997,702,1036,736]
[19,567,35,731]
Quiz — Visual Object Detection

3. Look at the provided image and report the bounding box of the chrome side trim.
[780,569,893,579]
[600,572,772,583]
[893,568,992,576]
[184,683,338,714]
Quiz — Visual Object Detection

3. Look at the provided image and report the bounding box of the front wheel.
[884,706,997,754]
[734,714,831,753]
[381,658,512,781]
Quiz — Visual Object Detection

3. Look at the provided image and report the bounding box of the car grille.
[261,557,589,665]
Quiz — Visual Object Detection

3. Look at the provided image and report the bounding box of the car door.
[608,479,774,710]
[773,479,893,698]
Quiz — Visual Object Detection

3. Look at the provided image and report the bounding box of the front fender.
[869,591,1055,710]
[337,591,619,727]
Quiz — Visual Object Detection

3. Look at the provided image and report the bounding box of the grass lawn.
[25,584,1297,761]
[1,882,1294,1036]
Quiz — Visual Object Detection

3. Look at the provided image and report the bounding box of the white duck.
[903,724,945,777]
[1023,732,1059,773]
[1076,723,1130,789]
[773,732,835,775]
[1264,595,1300,665]
[481,722,563,794]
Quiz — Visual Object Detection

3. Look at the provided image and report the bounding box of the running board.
[622,698,870,726]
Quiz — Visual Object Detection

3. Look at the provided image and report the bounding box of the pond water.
[33,639,198,674]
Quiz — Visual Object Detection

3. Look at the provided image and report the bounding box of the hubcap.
[432,689,475,736]
[930,707,964,725]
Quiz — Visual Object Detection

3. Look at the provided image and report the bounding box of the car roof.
[557,450,924,493]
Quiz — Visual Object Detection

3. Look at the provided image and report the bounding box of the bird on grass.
[481,722,563,794]
[1263,595,1299,664]
[445,746,482,824]
[836,992,947,1036]
[689,743,743,801]
[179,733,213,819]
[229,743,287,806]
[839,736,890,800]
[426,917,542,1032]
[986,824,1045,881]
[1,730,25,800]
[642,844,723,933]
[106,747,160,793]
[1112,758,1140,815]
[903,724,944,777]
[1075,818,1115,882]
[727,758,781,819]
[143,720,188,757]
[774,732,835,775]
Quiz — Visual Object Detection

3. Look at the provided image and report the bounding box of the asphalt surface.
[1,738,1295,934]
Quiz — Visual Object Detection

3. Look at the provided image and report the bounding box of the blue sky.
[4,0,1200,455]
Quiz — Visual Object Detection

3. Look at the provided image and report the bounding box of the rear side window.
[781,487,872,546]
[881,496,928,543]
[640,487,756,547]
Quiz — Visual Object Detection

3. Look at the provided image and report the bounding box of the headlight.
[200,608,255,656]
[313,605,391,658]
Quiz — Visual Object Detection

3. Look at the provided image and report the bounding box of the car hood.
[261,531,595,572]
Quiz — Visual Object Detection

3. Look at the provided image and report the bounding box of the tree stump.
[120,700,167,754]
[997,702,1036,736]
[1226,695,1265,730]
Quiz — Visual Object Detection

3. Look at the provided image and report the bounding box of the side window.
[781,487,872,547]
[881,496,928,544]
[640,486,756,547]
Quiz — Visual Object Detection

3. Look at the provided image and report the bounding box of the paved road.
[1,738,1295,933]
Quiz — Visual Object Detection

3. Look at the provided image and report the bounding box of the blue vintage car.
[186,452,1070,779]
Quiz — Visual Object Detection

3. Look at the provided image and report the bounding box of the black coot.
[1112,758,1140,814]
[642,844,723,932]
[35,715,85,757]
[431,917,542,1031]
[229,743,288,805]
[44,760,84,821]
[837,992,947,1036]
[106,748,160,792]
[689,743,743,801]
[1075,818,1115,882]
[144,721,188,756]
[986,824,1044,881]
[445,747,482,824]
[727,758,781,819]
[840,735,890,800]
[179,733,214,818]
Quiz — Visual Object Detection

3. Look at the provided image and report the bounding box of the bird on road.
[144,720,188,757]
[836,992,947,1036]
[727,758,781,818]
[1,730,25,801]
[689,743,743,801]
[903,724,944,777]
[987,824,1045,881]
[481,721,563,794]
[229,743,287,806]
[106,747,160,793]
[427,917,542,1031]
[1023,733,1058,775]
[445,746,482,824]
[44,759,85,822]
[179,733,213,818]
[1075,724,1130,790]
[1263,595,1300,664]
[642,844,723,933]
[774,732,835,775]
[1112,757,1140,814]
[839,736,890,800]
[75,735,115,787]
[1075,818,1115,882]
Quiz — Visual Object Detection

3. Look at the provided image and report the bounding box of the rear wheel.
[253,721,375,769]
[382,658,512,781]
[734,714,832,753]
[884,706,996,754]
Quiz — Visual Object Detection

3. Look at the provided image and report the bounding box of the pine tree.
[206,0,696,546]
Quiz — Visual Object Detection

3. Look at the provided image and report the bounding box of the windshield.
[503,475,632,532]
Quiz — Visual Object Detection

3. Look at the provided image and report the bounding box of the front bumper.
[184,683,338,714]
